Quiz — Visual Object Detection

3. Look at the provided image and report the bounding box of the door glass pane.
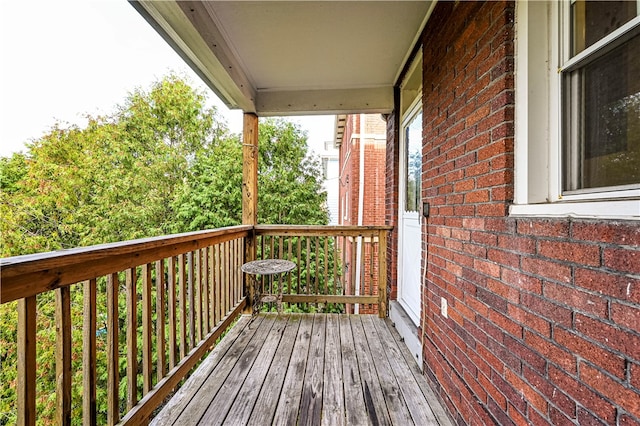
[405,111,422,212]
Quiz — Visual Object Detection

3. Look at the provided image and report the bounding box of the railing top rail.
[255,224,393,236]
[1,224,392,304]
[1,225,252,304]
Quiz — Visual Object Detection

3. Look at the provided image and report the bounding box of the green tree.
[174,118,329,230]
[0,75,332,424]
[257,119,328,225]
[0,74,229,425]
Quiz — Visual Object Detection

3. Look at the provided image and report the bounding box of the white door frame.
[397,97,423,325]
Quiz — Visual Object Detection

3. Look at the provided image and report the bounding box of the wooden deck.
[151,313,452,426]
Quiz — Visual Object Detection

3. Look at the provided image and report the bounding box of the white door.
[398,106,422,324]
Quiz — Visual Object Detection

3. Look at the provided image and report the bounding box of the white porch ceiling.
[131,1,434,116]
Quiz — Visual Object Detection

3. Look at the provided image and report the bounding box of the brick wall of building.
[338,114,388,314]
[338,114,387,227]
[386,1,640,424]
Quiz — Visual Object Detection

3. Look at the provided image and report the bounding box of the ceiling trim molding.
[255,87,394,116]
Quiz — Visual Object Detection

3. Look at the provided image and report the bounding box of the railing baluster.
[341,235,347,297]
[370,238,375,313]
[306,237,311,300]
[350,237,357,313]
[314,236,320,299]
[235,239,240,304]
[209,246,215,329]
[231,240,236,305]
[142,264,153,394]
[297,238,302,296]
[107,273,119,426]
[236,238,242,303]
[195,250,202,343]
[83,278,97,426]
[178,254,187,361]
[224,242,230,314]
[231,240,236,308]
[359,235,366,313]
[55,286,72,426]
[287,238,293,299]
[156,259,166,382]
[167,257,177,370]
[218,244,223,323]
[203,248,210,334]
[126,267,138,410]
[188,252,195,350]
[324,237,329,298]
[212,245,219,326]
[17,296,36,426]
[333,237,342,295]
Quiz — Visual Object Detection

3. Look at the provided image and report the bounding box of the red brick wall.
[338,114,388,314]
[386,1,640,424]
[339,114,387,227]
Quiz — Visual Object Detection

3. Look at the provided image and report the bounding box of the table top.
[241,259,296,276]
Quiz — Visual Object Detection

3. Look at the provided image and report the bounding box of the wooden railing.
[1,226,250,426]
[254,225,391,317]
[0,224,391,425]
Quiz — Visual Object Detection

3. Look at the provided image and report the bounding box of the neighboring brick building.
[335,114,387,227]
[335,114,387,314]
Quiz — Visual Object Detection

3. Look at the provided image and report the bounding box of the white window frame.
[512,0,640,220]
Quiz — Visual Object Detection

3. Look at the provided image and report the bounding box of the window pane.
[572,1,637,55]
[564,33,640,191]
[405,111,422,212]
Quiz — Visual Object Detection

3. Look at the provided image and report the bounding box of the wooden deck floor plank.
[246,314,302,426]
[272,314,314,425]
[350,315,393,426]
[338,315,370,426]
[321,314,345,426]
[173,315,267,425]
[152,314,454,426]
[372,316,440,425]
[385,319,454,426]
[198,315,278,425]
[299,314,327,426]
[361,315,413,425]
[150,315,254,426]
[224,314,293,425]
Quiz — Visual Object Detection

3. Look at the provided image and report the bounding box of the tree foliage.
[173,118,328,230]
[0,74,328,425]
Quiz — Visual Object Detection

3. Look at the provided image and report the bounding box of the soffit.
[132,1,434,115]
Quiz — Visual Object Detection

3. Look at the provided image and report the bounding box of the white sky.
[0,0,335,158]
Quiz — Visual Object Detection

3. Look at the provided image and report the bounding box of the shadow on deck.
[152,313,453,425]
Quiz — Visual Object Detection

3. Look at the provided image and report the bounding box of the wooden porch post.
[243,113,258,313]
